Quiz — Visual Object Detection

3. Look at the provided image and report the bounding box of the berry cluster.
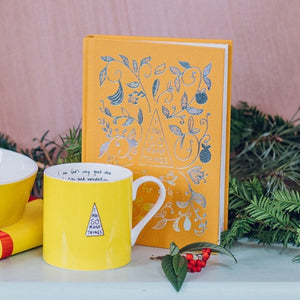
[184,248,211,273]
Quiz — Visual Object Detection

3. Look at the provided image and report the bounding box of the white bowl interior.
[0,148,38,184]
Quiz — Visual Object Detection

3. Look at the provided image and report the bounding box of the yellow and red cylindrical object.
[0,199,43,259]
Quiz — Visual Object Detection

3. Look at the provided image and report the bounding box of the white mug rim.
[44,162,133,183]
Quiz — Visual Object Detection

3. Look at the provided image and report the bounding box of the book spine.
[223,41,233,231]
[81,36,92,162]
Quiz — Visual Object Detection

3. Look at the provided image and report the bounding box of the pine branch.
[221,217,254,248]
[224,173,300,249]
[273,189,300,213]
[230,102,300,192]
[224,102,300,257]
[245,195,293,231]
[58,124,82,163]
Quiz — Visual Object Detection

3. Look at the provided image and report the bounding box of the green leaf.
[161,254,187,292]
[179,242,237,263]
[172,254,187,276]
[169,241,179,256]
[292,254,300,263]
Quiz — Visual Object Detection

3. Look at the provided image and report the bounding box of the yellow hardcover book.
[0,199,43,259]
[82,35,232,248]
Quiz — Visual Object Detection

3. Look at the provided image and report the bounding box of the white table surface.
[0,240,300,300]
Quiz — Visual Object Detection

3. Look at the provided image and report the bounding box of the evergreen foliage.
[222,102,300,261]
[230,102,300,192]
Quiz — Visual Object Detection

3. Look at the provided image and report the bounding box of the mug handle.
[131,176,166,246]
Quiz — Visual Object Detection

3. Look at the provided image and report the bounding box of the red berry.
[202,248,212,254]
[200,260,206,267]
[189,259,196,266]
[188,263,193,270]
[196,266,202,272]
[186,253,193,260]
[188,265,193,272]
[195,259,202,266]
[202,252,210,261]
[191,266,197,273]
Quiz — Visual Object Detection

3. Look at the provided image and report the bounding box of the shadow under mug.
[43,163,166,270]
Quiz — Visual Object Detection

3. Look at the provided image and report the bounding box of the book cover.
[82,35,232,248]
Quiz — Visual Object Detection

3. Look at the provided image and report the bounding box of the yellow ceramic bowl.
[0,148,38,227]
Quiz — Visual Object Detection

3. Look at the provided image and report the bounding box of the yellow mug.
[43,162,166,270]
